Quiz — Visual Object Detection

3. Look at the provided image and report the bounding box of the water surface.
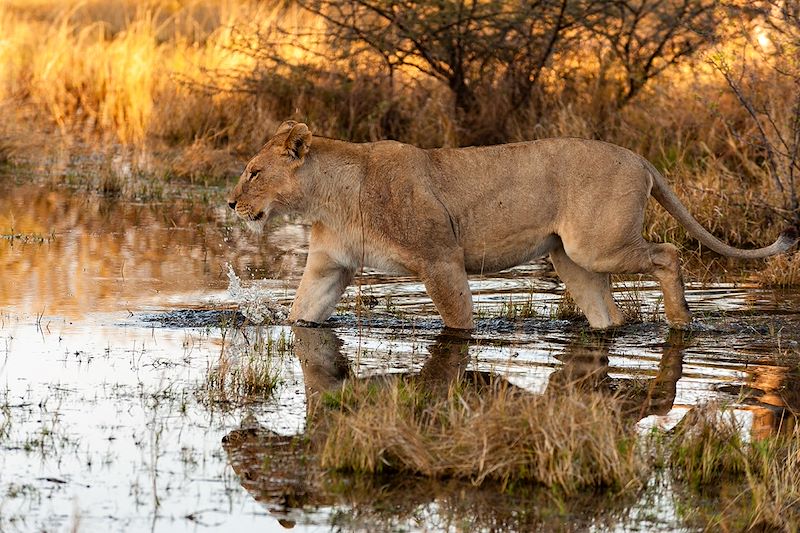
[1,178,798,531]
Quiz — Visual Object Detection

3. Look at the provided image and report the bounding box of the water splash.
[226,264,289,324]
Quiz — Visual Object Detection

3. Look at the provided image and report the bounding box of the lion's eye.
[248,170,261,181]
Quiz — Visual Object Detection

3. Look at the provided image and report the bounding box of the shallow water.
[1,178,799,531]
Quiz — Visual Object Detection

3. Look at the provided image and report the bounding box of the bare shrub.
[709,0,800,227]
[587,0,720,108]
[237,0,721,145]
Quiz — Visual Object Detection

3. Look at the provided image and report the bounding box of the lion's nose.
[228,201,237,210]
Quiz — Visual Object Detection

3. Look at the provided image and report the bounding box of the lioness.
[227,121,798,329]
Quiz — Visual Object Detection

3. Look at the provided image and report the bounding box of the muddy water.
[1,177,799,532]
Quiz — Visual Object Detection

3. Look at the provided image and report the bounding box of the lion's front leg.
[417,254,474,330]
[288,249,354,325]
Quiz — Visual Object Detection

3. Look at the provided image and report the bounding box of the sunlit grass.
[320,378,644,493]
[0,0,312,148]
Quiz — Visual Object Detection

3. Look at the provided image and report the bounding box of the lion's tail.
[645,160,798,260]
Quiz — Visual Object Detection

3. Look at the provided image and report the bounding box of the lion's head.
[227,121,312,231]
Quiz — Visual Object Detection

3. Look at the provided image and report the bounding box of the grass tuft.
[498,292,538,320]
[745,426,800,531]
[553,291,583,321]
[200,327,292,406]
[668,402,800,530]
[319,379,644,494]
[756,252,800,288]
[669,402,747,487]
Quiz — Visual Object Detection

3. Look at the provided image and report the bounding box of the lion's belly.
[462,233,559,274]
[362,250,413,275]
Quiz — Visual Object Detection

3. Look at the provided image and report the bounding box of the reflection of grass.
[0,393,11,442]
[668,402,800,531]
[320,379,644,494]
[200,326,292,406]
[0,137,10,165]
[1,228,56,243]
[319,469,637,531]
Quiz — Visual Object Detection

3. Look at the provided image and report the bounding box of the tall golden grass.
[0,0,307,169]
[0,0,796,280]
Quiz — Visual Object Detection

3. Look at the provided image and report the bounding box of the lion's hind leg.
[643,242,692,327]
[561,238,691,328]
[549,244,625,329]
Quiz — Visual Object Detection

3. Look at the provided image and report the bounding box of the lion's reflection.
[547,330,685,421]
[222,326,689,529]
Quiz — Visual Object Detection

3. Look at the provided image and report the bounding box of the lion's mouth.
[252,211,265,221]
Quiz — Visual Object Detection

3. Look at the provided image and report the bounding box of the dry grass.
[319,379,644,494]
[0,0,298,176]
[745,427,800,531]
[756,252,800,288]
[498,291,538,320]
[669,403,800,531]
[553,291,583,321]
[0,0,797,283]
[669,402,748,487]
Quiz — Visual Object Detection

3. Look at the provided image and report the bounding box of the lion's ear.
[285,123,312,159]
[274,120,297,136]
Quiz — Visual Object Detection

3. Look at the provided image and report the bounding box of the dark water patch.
[139,308,249,328]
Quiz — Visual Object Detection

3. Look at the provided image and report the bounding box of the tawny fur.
[227,121,798,329]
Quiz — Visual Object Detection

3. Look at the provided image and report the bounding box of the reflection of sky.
[0,320,309,532]
[0,181,313,531]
